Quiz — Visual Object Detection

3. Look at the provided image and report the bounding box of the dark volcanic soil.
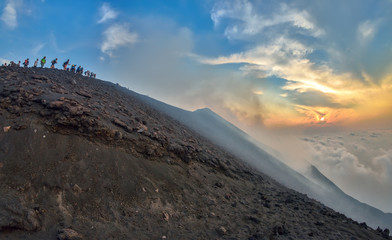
[0,66,390,240]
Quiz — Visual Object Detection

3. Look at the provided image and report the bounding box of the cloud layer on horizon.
[302,130,392,213]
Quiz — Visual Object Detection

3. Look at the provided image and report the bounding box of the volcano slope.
[0,66,390,240]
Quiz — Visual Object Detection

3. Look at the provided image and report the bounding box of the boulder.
[57,228,83,240]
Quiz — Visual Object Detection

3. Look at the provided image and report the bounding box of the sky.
[1,0,392,212]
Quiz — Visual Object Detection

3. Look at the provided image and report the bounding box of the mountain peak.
[194,107,214,113]
[194,107,221,118]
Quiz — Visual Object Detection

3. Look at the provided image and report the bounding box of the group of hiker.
[2,56,96,78]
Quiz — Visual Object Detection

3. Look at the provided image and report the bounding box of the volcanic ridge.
[0,66,391,239]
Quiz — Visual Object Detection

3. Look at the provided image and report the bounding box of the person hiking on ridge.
[63,59,69,70]
[50,58,58,69]
[40,56,46,68]
[23,58,29,67]
[33,58,38,67]
[70,64,76,73]
[17,61,21,67]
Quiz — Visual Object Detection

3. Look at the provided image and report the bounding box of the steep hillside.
[0,66,390,239]
[132,91,392,230]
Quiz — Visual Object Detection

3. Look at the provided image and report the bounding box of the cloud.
[311,141,371,175]
[31,43,45,55]
[373,149,392,181]
[200,37,312,68]
[211,0,323,39]
[358,20,379,44]
[285,89,344,108]
[0,57,10,65]
[100,23,138,57]
[199,36,362,109]
[1,0,18,29]
[49,32,68,53]
[97,2,118,24]
[198,38,318,125]
[199,34,360,98]
[184,76,267,127]
[306,1,392,84]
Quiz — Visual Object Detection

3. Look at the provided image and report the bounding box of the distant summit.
[307,165,342,192]
[194,107,216,115]
[0,66,390,239]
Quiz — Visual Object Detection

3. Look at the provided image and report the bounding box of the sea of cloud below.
[301,129,392,214]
